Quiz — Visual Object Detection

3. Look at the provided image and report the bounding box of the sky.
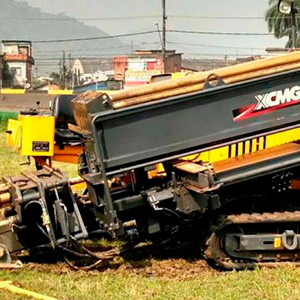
[22,0,287,60]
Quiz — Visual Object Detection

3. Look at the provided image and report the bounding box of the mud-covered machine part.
[0,243,22,269]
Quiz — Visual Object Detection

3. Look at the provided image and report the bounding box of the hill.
[0,0,126,74]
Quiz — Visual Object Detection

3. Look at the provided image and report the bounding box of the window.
[10,67,22,76]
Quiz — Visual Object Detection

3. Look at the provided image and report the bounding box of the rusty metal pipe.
[113,61,300,109]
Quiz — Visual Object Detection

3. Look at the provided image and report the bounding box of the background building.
[114,50,182,88]
[72,57,114,85]
[1,40,34,88]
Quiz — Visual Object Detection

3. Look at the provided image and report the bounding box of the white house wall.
[73,59,84,75]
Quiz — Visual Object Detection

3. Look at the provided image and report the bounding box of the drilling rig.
[2,52,300,269]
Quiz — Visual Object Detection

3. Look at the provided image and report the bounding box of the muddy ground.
[17,241,216,279]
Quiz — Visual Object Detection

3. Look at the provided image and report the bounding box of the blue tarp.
[74,81,109,92]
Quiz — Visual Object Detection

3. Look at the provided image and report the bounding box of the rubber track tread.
[205,210,300,270]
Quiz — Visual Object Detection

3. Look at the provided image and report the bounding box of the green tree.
[1,59,13,87]
[2,60,12,81]
[265,0,300,48]
[49,72,61,86]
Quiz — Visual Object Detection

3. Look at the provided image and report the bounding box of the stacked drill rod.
[0,177,84,209]
[109,51,300,109]
[0,184,10,209]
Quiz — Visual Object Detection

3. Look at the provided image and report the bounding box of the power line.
[34,58,162,62]
[33,42,160,54]
[33,40,266,56]
[34,52,275,62]
[35,57,171,63]
[33,34,156,45]
[0,15,161,21]
[167,41,266,51]
[182,53,275,57]
[0,14,296,22]
[31,29,274,44]
[34,45,132,53]
[166,30,273,36]
[169,15,263,20]
[168,14,294,20]
[34,53,279,68]
[32,31,157,43]
[34,54,276,63]
[34,55,137,60]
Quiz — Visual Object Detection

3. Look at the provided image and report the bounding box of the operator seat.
[52,95,81,146]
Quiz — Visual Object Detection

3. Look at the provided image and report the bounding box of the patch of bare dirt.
[105,258,214,279]
[17,242,215,279]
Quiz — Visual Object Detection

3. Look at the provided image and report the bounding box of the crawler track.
[205,211,300,270]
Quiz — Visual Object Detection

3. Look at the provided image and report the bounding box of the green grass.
[0,131,77,178]
[2,126,300,299]
[0,112,18,131]
[1,266,300,300]
[0,131,26,176]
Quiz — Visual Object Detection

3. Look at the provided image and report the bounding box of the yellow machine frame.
[7,114,82,165]
[6,111,300,174]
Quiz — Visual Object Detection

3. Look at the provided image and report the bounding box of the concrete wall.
[0,93,55,111]
[165,54,182,73]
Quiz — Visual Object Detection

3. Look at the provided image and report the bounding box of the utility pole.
[68,53,73,89]
[224,55,228,67]
[59,58,62,88]
[131,41,134,54]
[162,0,166,73]
[291,1,297,49]
[62,50,66,89]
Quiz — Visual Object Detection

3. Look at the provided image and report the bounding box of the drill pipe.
[110,51,300,103]
[112,60,300,109]
[0,176,85,208]
[0,193,11,208]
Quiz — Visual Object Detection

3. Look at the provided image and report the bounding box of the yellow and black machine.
[7,95,82,166]
[4,52,300,269]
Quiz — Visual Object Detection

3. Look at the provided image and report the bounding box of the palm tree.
[265,0,300,48]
